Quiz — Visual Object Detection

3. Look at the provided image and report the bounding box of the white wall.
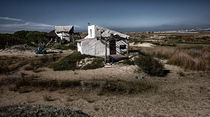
[77,39,128,56]
[77,42,82,54]
[116,40,128,54]
[77,38,109,57]
[86,25,96,39]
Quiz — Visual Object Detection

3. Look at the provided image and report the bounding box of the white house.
[77,25,130,57]
[55,25,74,42]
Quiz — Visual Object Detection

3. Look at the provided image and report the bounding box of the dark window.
[120,45,126,49]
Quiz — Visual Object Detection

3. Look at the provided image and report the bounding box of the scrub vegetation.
[51,51,104,71]
[11,76,157,95]
[0,30,46,49]
[134,55,167,76]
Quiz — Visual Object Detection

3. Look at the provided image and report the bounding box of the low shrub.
[51,52,87,71]
[25,55,61,71]
[82,58,104,70]
[134,55,166,76]
[13,78,157,95]
[53,43,77,50]
[0,56,27,74]
[43,95,56,101]
[51,52,104,71]
[0,34,26,49]
[122,59,135,65]
[140,47,176,59]
[100,80,157,94]
[14,78,81,91]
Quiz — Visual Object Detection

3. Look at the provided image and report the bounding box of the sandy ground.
[0,49,210,117]
[130,42,155,48]
[0,49,72,57]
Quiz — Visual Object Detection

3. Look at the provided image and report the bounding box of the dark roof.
[45,30,58,38]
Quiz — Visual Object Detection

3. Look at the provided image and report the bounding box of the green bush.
[53,43,77,50]
[82,58,104,70]
[100,80,157,95]
[122,59,135,65]
[0,34,26,49]
[135,55,166,76]
[14,30,29,39]
[0,30,47,49]
[26,31,46,46]
[51,52,104,71]
[51,51,87,71]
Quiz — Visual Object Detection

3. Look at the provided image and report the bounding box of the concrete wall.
[78,38,110,57]
[77,38,128,56]
[86,25,96,39]
[77,42,82,54]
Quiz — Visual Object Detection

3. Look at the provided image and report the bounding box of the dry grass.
[134,55,167,76]
[43,95,56,101]
[0,56,28,74]
[12,77,157,95]
[140,47,176,59]
[24,54,61,71]
[51,52,104,71]
[139,46,210,71]
[168,47,210,71]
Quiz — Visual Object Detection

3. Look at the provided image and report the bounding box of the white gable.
[85,25,129,39]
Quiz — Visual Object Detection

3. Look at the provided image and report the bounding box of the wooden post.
[72,34,74,43]
[127,39,129,56]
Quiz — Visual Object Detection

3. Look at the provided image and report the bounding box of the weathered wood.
[109,55,128,62]
[127,40,129,56]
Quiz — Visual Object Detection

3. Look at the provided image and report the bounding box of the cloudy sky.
[0,0,210,33]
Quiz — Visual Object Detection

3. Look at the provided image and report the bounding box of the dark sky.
[0,0,210,33]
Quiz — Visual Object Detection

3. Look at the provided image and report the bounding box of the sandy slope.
[0,50,210,117]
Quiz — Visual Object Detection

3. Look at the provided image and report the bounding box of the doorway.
[109,40,116,55]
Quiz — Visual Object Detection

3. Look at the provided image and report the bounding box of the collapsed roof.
[54,25,74,41]
[55,25,74,33]
[95,25,129,39]
[45,30,58,38]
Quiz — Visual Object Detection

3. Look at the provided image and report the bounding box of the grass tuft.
[168,48,210,71]
[82,58,104,70]
[134,55,167,76]
[13,78,157,95]
[43,95,56,101]
[51,51,104,71]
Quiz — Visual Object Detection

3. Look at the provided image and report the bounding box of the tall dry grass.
[168,47,210,71]
[140,46,210,71]
[140,47,176,59]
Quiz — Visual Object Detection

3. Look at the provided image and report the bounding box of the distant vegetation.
[0,30,46,49]
[0,34,26,49]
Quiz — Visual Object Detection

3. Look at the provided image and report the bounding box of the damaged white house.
[77,25,130,57]
[55,25,74,42]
